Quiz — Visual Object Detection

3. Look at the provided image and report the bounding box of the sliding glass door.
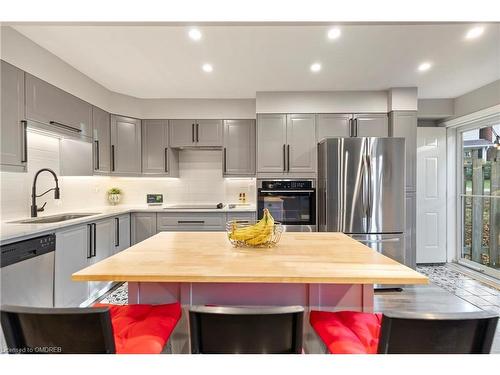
[459,124,500,278]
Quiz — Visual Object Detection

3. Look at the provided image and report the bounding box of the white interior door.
[417,127,447,263]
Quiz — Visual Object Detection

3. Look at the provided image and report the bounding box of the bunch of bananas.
[228,208,275,246]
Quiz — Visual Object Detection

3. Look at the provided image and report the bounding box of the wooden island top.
[72,232,428,285]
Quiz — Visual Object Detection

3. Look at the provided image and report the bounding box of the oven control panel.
[260,180,314,190]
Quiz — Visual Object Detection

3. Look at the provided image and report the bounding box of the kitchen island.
[73,231,427,353]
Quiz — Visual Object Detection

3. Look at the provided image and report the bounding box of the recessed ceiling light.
[465,26,484,40]
[310,63,322,73]
[417,62,432,72]
[188,28,202,41]
[327,27,341,40]
[202,63,213,73]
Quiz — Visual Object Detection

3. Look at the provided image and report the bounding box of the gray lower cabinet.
[353,114,389,137]
[113,214,131,253]
[286,114,316,173]
[226,212,256,223]
[88,219,114,298]
[1,60,27,172]
[131,212,158,245]
[223,119,256,176]
[55,224,90,307]
[25,73,92,137]
[389,111,417,190]
[92,106,111,174]
[257,114,287,173]
[142,119,179,176]
[317,114,351,140]
[110,115,142,175]
[157,212,225,231]
[170,119,223,148]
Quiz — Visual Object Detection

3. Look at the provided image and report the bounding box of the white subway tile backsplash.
[0,133,255,220]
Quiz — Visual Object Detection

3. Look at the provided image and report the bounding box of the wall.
[417,99,454,119]
[453,79,500,119]
[0,26,256,119]
[0,132,255,220]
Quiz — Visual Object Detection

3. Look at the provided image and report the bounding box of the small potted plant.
[107,187,122,205]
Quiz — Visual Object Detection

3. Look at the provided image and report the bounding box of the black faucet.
[31,168,60,217]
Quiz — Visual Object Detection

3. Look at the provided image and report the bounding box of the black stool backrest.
[1,305,116,354]
[189,305,304,354]
[377,310,499,354]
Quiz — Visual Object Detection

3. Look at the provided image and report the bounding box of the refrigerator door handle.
[366,153,373,224]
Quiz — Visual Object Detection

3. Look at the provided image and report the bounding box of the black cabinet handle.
[87,224,92,259]
[111,145,115,171]
[115,218,120,247]
[92,223,97,257]
[177,220,205,224]
[21,120,28,163]
[283,144,286,172]
[94,140,100,170]
[49,121,82,133]
[164,147,168,173]
[287,144,290,172]
[192,123,195,142]
[196,123,199,142]
[223,147,227,173]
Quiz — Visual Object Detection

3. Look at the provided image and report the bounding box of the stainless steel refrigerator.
[318,137,408,267]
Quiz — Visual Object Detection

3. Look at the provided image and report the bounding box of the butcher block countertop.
[72,232,428,285]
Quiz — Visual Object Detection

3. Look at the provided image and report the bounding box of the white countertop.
[0,204,256,244]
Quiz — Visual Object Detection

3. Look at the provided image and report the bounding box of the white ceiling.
[13,23,500,99]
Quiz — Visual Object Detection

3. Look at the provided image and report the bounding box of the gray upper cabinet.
[110,115,142,175]
[92,106,111,174]
[142,119,179,176]
[223,119,256,176]
[317,114,351,140]
[353,113,389,137]
[286,114,316,173]
[169,119,222,148]
[389,111,417,190]
[1,60,26,172]
[25,73,92,138]
[257,114,287,173]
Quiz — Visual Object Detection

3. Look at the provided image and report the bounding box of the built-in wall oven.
[257,180,316,232]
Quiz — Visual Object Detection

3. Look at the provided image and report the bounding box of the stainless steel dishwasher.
[1,234,56,352]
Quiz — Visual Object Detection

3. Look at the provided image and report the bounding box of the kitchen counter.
[0,204,256,244]
[72,231,427,284]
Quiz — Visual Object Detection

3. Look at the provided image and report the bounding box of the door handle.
[223,147,227,173]
[283,144,286,172]
[196,123,199,142]
[164,147,168,173]
[87,224,92,259]
[92,223,97,257]
[115,218,120,247]
[192,123,195,143]
[287,144,290,172]
[94,140,100,170]
[111,145,115,171]
[21,120,28,163]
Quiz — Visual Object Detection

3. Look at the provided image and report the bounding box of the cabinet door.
[89,219,113,298]
[110,115,142,174]
[317,114,351,140]
[142,119,179,176]
[286,114,316,173]
[1,61,26,171]
[131,213,158,245]
[113,214,131,253]
[55,225,90,307]
[389,111,417,190]
[170,119,196,147]
[196,120,223,147]
[223,119,256,176]
[92,106,111,173]
[353,114,388,137]
[25,74,92,137]
[257,114,287,173]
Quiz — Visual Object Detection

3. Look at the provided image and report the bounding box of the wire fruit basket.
[226,220,283,248]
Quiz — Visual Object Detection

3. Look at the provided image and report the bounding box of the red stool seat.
[309,310,382,354]
[94,303,181,354]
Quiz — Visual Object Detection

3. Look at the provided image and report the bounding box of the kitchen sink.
[10,213,101,224]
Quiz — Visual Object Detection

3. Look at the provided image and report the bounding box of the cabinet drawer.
[157,212,225,231]
[226,212,256,223]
